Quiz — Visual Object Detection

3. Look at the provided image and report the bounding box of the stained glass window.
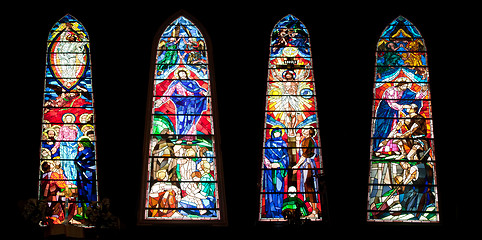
[367,16,439,222]
[139,14,226,224]
[258,14,327,222]
[38,14,98,226]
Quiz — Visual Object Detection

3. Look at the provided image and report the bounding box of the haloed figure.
[51,113,82,183]
[154,69,208,141]
[263,128,289,218]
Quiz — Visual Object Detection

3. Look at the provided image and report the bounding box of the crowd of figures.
[367,16,438,222]
[38,15,98,225]
[144,16,220,220]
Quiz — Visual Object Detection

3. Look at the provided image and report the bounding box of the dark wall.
[6,1,473,238]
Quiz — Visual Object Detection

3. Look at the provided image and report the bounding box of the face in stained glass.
[143,16,221,221]
[38,14,98,226]
[258,14,326,222]
[367,16,439,222]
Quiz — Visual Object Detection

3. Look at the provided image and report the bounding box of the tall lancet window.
[367,16,439,222]
[258,15,327,222]
[139,13,226,225]
[38,14,98,226]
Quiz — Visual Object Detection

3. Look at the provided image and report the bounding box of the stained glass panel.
[141,15,223,222]
[38,14,98,226]
[258,14,326,222]
[367,16,439,222]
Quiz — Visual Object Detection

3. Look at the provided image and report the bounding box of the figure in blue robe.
[158,72,208,136]
[373,87,422,152]
[75,139,96,203]
[58,126,82,182]
[263,128,289,218]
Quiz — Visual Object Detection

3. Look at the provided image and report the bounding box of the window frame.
[137,10,227,226]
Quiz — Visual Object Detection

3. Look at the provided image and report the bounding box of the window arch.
[258,14,327,222]
[138,12,226,225]
[367,16,439,222]
[38,14,98,226]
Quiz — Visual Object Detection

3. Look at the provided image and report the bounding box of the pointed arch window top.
[155,15,209,80]
[380,16,422,39]
[273,14,308,32]
[161,16,204,38]
[48,14,89,41]
[376,16,428,84]
[270,15,311,58]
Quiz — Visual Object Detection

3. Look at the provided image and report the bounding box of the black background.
[4,1,475,238]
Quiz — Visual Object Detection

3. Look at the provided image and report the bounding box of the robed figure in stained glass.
[259,15,326,222]
[52,114,82,182]
[263,128,289,218]
[140,13,225,225]
[154,69,208,139]
[38,14,98,226]
[372,75,428,157]
[367,16,439,222]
